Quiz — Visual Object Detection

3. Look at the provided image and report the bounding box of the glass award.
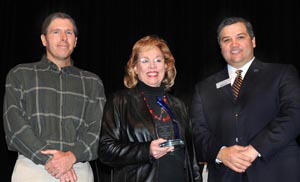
[156,96,185,150]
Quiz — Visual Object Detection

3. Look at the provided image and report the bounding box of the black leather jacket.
[99,87,201,182]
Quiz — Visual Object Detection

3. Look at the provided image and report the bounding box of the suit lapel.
[214,68,234,101]
[215,59,263,103]
[237,59,262,101]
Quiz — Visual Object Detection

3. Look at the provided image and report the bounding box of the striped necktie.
[232,70,243,99]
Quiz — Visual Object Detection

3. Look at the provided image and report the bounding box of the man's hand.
[216,145,252,173]
[241,145,260,162]
[59,168,77,182]
[41,150,76,178]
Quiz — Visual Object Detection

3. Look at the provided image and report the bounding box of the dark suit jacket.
[191,59,300,182]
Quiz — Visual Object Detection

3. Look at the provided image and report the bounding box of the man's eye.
[238,36,245,40]
[223,39,230,43]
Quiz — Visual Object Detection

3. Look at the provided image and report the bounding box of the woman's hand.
[149,138,174,159]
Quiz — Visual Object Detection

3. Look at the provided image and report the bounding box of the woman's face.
[134,46,167,87]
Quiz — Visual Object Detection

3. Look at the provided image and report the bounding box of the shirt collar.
[228,57,255,83]
[227,57,255,78]
[39,55,78,75]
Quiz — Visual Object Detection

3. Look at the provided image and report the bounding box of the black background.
[1,0,299,181]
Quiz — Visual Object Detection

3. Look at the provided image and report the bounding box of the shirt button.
[235,137,239,142]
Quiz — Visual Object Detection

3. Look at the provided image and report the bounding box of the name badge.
[216,78,231,89]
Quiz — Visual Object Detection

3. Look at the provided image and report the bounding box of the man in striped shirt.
[3,12,106,182]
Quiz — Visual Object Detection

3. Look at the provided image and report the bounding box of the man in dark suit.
[190,16,300,182]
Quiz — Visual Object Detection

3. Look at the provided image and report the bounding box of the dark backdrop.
[1,0,299,181]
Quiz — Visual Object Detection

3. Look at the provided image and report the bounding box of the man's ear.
[74,37,78,48]
[41,34,47,47]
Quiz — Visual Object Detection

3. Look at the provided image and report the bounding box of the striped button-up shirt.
[3,56,106,165]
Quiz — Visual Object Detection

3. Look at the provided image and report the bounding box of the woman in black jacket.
[98,35,201,182]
